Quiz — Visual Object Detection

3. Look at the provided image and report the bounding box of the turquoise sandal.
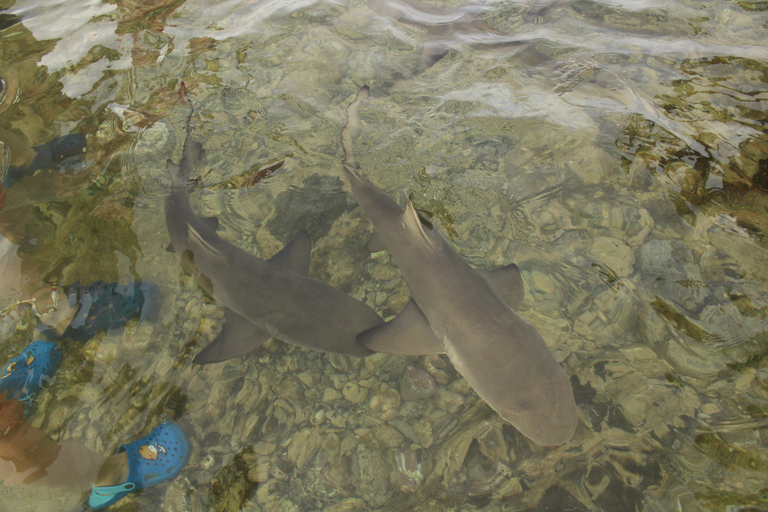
[89,419,188,510]
[0,340,62,404]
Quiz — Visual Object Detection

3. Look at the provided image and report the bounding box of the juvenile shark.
[166,102,383,364]
[340,87,577,445]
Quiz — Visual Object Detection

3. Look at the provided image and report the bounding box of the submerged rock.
[399,365,437,401]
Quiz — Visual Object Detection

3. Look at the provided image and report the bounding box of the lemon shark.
[165,105,383,364]
[340,87,577,445]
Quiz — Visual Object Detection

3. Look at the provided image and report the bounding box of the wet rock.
[423,354,451,385]
[372,424,405,448]
[208,446,258,512]
[287,428,323,469]
[636,239,690,280]
[392,419,434,448]
[392,449,424,492]
[363,352,409,381]
[328,353,350,372]
[314,432,340,468]
[324,455,352,488]
[476,424,509,463]
[342,381,368,404]
[437,390,465,414]
[368,383,402,421]
[297,371,317,388]
[255,479,279,505]
[330,373,349,390]
[327,410,347,429]
[253,441,276,456]
[466,449,513,496]
[323,388,341,402]
[164,476,197,512]
[399,365,437,401]
[246,455,269,483]
[587,236,635,277]
[259,400,295,441]
[353,443,390,493]
[310,408,326,426]
[200,453,216,470]
[533,484,590,512]
[566,145,614,184]
[324,498,367,512]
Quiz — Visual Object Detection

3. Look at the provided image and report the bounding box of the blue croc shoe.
[39,280,161,341]
[0,340,62,403]
[89,419,188,510]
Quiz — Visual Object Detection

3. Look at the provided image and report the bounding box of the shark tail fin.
[341,86,369,175]
[0,140,9,189]
[168,83,205,188]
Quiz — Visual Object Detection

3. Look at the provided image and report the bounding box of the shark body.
[165,108,383,364]
[341,87,577,445]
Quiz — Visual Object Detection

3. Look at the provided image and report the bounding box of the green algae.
[695,432,768,473]
[209,445,260,512]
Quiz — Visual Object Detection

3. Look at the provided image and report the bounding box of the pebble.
[399,365,437,401]
[437,390,465,414]
[323,388,341,402]
[368,383,402,421]
[587,236,635,277]
[200,453,216,470]
[343,381,369,404]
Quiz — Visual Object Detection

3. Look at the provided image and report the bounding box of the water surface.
[1,0,768,510]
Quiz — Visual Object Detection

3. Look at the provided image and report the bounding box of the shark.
[165,99,384,364]
[340,86,577,446]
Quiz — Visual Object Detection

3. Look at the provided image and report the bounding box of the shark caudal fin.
[168,83,205,188]
[340,86,369,177]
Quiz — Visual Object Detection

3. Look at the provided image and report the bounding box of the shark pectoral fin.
[478,263,525,311]
[365,232,387,253]
[358,298,445,355]
[199,216,220,232]
[193,308,271,364]
[268,230,311,276]
[166,243,175,253]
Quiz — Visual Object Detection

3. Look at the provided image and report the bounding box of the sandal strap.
[91,482,136,496]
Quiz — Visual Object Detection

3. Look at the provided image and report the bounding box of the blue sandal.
[89,419,188,510]
[0,340,62,403]
[38,281,161,341]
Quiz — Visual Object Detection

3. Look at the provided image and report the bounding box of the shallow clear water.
[1,0,767,510]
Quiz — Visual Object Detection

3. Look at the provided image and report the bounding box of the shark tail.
[168,83,205,188]
[341,86,369,179]
[0,139,9,190]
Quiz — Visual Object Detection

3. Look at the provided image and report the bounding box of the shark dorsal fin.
[187,224,224,259]
[403,200,437,252]
[477,264,525,311]
[268,230,311,276]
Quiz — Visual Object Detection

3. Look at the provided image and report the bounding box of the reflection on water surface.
[1,0,768,510]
